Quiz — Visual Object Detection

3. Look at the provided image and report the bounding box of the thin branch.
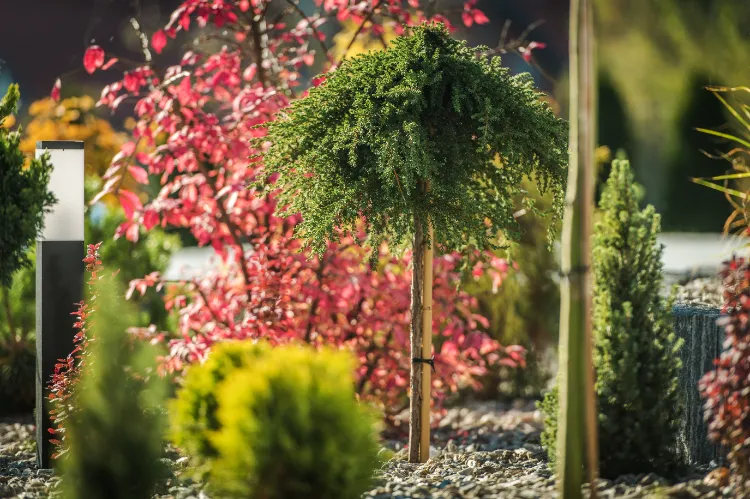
[303,260,327,343]
[339,0,383,64]
[516,19,546,45]
[196,161,254,301]
[249,14,269,88]
[129,18,152,64]
[193,284,232,330]
[283,0,334,64]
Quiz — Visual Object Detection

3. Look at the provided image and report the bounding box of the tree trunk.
[557,0,598,496]
[408,211,425,463]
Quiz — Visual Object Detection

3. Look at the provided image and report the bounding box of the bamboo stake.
[419,218,434,463]
[557,0,598,496]
[580,0,600,491]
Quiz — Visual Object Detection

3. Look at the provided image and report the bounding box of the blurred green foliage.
[0,84,55,287]
[463,179,560,399]
[169,341,272,471]
[208,344,381,499]
[663,77,735,230]
[0,189,178,416]
[0,84,55,415]
[590,0,750,230]
[60,276,168,499]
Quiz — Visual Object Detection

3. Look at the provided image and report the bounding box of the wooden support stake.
[419,219,434,463]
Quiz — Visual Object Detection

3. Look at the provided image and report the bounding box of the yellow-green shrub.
[169,341,270,464]
[209,344,381,499]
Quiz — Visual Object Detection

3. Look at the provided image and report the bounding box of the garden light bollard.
[35,140,85,469]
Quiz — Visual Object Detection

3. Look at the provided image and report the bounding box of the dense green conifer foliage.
[0,84,56,287]
[259,24,568,256]
[541,158,683,478]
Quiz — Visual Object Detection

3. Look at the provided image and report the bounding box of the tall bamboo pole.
[557,0,598,496]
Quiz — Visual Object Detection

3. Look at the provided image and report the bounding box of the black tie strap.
[558,265,590,278]
[412,355,436,372]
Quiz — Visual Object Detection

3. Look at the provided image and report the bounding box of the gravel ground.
[674,278,724,308]
[0,401,735,498]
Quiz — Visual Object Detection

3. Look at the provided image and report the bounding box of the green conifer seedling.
[259,23,568,461]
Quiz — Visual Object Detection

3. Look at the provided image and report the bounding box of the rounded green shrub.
[169,341,271,464]
[209,344,381,499]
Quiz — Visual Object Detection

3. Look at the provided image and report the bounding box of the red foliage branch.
[79,0,544,417]
[46,243,104,459]
[700,256,750,486]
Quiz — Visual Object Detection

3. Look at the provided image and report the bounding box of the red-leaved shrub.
[73,0,547,420]
[700,256,750,487]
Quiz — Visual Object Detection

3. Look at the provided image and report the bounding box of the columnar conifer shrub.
[209,344,381,499]
[541,158,683,478]
[59,273,167,499]
[169,341,271,467]
[700,257,750,489]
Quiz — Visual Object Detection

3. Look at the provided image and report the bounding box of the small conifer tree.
[0,84,56,287]
[541,157,683,478]
[59,274,167,499]
[259,23,568,461]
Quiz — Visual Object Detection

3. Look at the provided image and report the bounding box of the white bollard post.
[34,140,84,468]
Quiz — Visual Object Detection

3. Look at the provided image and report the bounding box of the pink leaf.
[83,45,105,74]
[51,79,61,102]
[472,10,489,25]
[121,141,136,157]
[118,190,143,220]
[128,165,149,185]
[126,223,140,242]
[242,64,257,82]
[152,30,167,54]
[177,76,191,106]
[143,210,159,230]
[179,14,191,31]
